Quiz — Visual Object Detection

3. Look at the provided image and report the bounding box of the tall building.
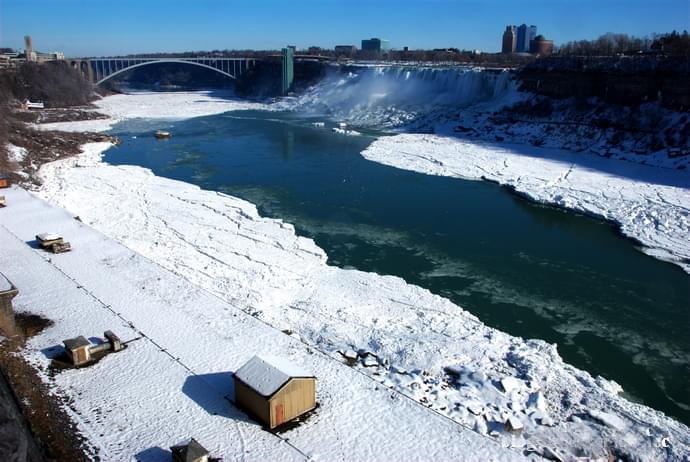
[516,24,537,52]
[502,26,516,53]
[516,24,527,52]
[361,38,391,53]
[526,25,537,52]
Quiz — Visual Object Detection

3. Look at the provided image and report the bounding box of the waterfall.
[289,66,516,127]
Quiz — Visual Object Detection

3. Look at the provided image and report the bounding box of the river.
[104,107,690,425]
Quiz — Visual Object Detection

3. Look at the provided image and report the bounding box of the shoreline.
[25,90,690,460]
[361,133,690,275]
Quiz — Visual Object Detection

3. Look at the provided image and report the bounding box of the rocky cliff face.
[518,56,690,110]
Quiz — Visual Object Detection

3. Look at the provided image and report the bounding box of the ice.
[6,143,28,163]
[21,90,690,461]
[361,134,690,274]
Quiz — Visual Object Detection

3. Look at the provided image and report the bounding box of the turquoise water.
[106,110,690,424]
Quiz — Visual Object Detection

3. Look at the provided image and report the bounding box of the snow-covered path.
[0,186,520,461]
[362,134,690,273]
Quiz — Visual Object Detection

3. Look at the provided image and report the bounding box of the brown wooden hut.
[234,356,316,429]
[0,174,10,189]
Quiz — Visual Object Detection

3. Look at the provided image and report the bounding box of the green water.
[106,110,690,424]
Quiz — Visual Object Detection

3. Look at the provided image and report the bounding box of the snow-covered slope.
[361,134,690,274]
[1,186,520,461]
[31,141,690,461]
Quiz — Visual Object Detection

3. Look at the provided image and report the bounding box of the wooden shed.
[234,356,316,429]
[0,174,10,189]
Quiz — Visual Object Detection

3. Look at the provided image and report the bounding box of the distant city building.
[503,24,540,54]
[502,26,516,53]
[334,45,357,57]
[526,25,537,52]
[361,38,390,53]
[529,35,554,55]
[515,24,537,52]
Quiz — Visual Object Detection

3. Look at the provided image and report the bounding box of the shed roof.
[64,336,90,350]
[235,355,313,397]
[170,437,208,461]
[36,232,62,242]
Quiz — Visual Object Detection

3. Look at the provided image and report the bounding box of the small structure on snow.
[0,173,10,189]
[170,437,209,462]
[234,355,316,429]
[63,330,124,366]
[0,195,6,207]
[35,233,72,254]
[63,336,91,366]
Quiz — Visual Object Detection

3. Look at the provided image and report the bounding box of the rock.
[509,401,523,412]
[500,376,522,394]
[527,391,547,412]
[467,402,483,415]
[473,416,488,435]
[362,356,378,367]
[342,349,358,361]
[539,415,555,427]
[587,409,627,431]
[542,447,564,462]
[505,415,523,433]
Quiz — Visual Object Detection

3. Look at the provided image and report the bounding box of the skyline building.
[501,26,516,53]
[361,38,391,53]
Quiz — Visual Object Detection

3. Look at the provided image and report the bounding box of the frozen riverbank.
[33,90,271,133]
[362,134,690,274]
[31,91,690,460]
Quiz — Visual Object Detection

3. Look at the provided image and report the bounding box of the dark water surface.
[106,110,690,424]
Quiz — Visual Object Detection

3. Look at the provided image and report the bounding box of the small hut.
[0,174,10,189]
[234,356,316,429]
[170,438,209,462]
[63,336,91,366]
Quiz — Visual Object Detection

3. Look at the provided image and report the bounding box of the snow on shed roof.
[235,355,313,397]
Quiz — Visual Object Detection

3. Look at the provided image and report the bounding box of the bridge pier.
[282,47,294,95]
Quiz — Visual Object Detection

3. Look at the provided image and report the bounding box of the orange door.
[275,403,284,426]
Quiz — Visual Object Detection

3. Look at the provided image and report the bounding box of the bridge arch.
[95,59,238,85]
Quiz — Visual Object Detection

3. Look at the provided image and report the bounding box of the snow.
[15,90,689,460]
[35,232,62,241]
[1,186,522,461]
[31,142,690,461]
[32,90,271,133]
[235,355,312,397]
[361,134,690,274]
[0,273,13,292]
[6,143,28,163]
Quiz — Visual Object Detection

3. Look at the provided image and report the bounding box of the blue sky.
[1,0,688,56]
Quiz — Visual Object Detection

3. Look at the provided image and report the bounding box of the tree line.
[557,31,690,57]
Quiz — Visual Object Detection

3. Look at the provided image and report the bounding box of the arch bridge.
[69,57,259,85]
